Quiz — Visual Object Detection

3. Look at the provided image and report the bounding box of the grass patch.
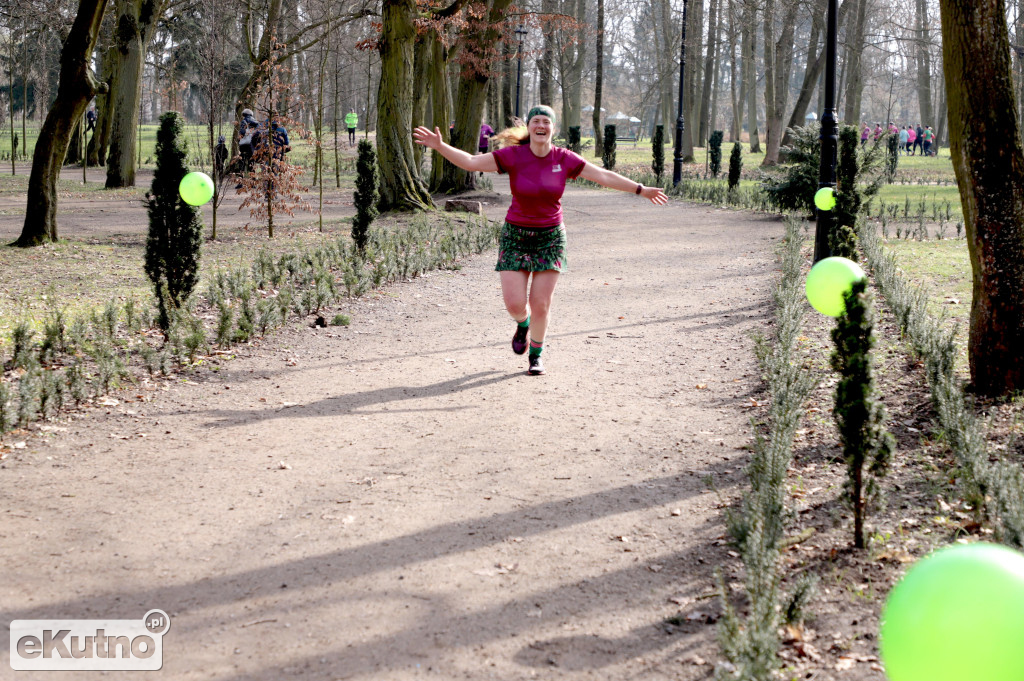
[882,237,971,376]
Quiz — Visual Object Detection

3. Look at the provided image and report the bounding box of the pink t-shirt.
[492,144,587,227]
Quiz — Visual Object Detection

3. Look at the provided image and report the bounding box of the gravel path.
[2,178,783,680]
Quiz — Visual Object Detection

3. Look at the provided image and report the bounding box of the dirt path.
[1,180,783,680]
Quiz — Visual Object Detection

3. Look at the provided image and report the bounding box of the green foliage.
[719,218,817,681]
[651,125,665,182]
[728,142,743,190]
[708,130,724,178]
[603,125,616,170]
[331,313,351,326]
[832,126,862,260]
[145,111,203,337]
[762,124,820,215]
[830,279,895,549]
[352,139,379,252]
[567,126,581,154]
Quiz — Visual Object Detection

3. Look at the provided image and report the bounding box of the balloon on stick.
[880,542,1024,681]
[814,186,836,211]
[804,256,866,317]
[179,172,214,206]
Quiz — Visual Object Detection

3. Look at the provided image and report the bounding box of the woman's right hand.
[413,126,443,150]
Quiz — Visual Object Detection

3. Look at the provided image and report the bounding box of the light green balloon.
[804,256,865,317]
[179,171,214,206]
[814,186,836,211]
[880,543,1024,681]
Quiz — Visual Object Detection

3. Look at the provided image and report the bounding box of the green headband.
[526,106,556,127]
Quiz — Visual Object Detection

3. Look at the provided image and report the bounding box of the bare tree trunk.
[557,0,587,134]
[593,0,604,155]
[500,39,514,127]
[742,0,760,153]
[842,0,868,124]
[377,0,433,211]
[538,0,556,106]
[428,36,452,192]
[698,0,719,144]
[782,0,828,148]
[916,0,934,127]
[940,0,1024,395]
[106,0,162,189]
[727,0,741,141]
[15,0,108,246]
[762,0,798,166]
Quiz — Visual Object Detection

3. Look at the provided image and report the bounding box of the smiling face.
[527,115,553,145]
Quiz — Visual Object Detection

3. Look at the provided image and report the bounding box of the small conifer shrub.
[145,111,203,338]
[352,139,379,252]
[652,125,665,183]
[603,125,616,170]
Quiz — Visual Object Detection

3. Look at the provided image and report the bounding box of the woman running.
[414,105,668,376]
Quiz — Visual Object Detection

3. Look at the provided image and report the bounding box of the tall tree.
[439,0,516,193]
[940,0,1024,396]
[593,0,604,156]
[15,0,108,247]
[761,0,798,166]
[842,0,868,124]
[698,0,719,144]
[916,0,934,127]
[105,0,165,188]
[377,0,434,210]
[742,0,760,153]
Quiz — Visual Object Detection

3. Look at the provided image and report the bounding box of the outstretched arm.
[578,161,669,205]
[413,126,499,173]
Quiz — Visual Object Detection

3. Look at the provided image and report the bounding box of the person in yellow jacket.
[345,109,358,147]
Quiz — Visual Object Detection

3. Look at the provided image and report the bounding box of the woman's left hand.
[640,186,669,205]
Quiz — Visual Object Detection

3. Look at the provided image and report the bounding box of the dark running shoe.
[512,324,529,355]
[528,355,546,375]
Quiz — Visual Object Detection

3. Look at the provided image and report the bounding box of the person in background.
[479,122,495,154]
[861,123,870,147]
[873,123,884,141]
[85,106,97,133]
[899,126,909,155]
[906,125,917,155]
[922,125,934,156]
[214,134,228,180]
[237,108,259,185]
[914,124,924,155]
[345,109,358,147]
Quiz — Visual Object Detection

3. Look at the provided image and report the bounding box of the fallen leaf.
[695,383,707,390]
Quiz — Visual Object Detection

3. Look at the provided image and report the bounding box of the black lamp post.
[672,0,689,186]
[515,27,528,118]
[814,0,839,262]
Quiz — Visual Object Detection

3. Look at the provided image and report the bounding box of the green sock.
[528,339,543,358]
[517,316,530,329]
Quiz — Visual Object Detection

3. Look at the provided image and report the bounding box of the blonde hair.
[492,117,529,148]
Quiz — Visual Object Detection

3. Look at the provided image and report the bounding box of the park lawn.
[0,219,355,351]
[872,183,963,224]
[880,235,972,376]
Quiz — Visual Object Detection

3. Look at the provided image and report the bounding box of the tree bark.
[15,0,108,247]
[698,0,718,144]
[940,0,1024,395]
[916,0,934,127]
[782,0,829,148]
[593,0,604,156]
[440,0,514,193]
[729,0,742,142]
[428,36,453,192]
[842,0,868,124]
[742,0,760,153]
[106,0,161,188]
[538,0,556,106]
[377,0,434,211]
[761,0,798,166]
[557,0,587,133]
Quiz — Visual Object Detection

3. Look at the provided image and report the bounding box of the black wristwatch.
[635,184,643,195]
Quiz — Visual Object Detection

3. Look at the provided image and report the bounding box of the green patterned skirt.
[495,222,567,272]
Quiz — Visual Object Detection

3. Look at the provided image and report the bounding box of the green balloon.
[880,543,1024,681]
[814,186,836,211]
[179,171,214,206]
[804,256,865,317]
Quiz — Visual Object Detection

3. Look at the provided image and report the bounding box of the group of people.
[235,108,292,179]
[860,121,936,156]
